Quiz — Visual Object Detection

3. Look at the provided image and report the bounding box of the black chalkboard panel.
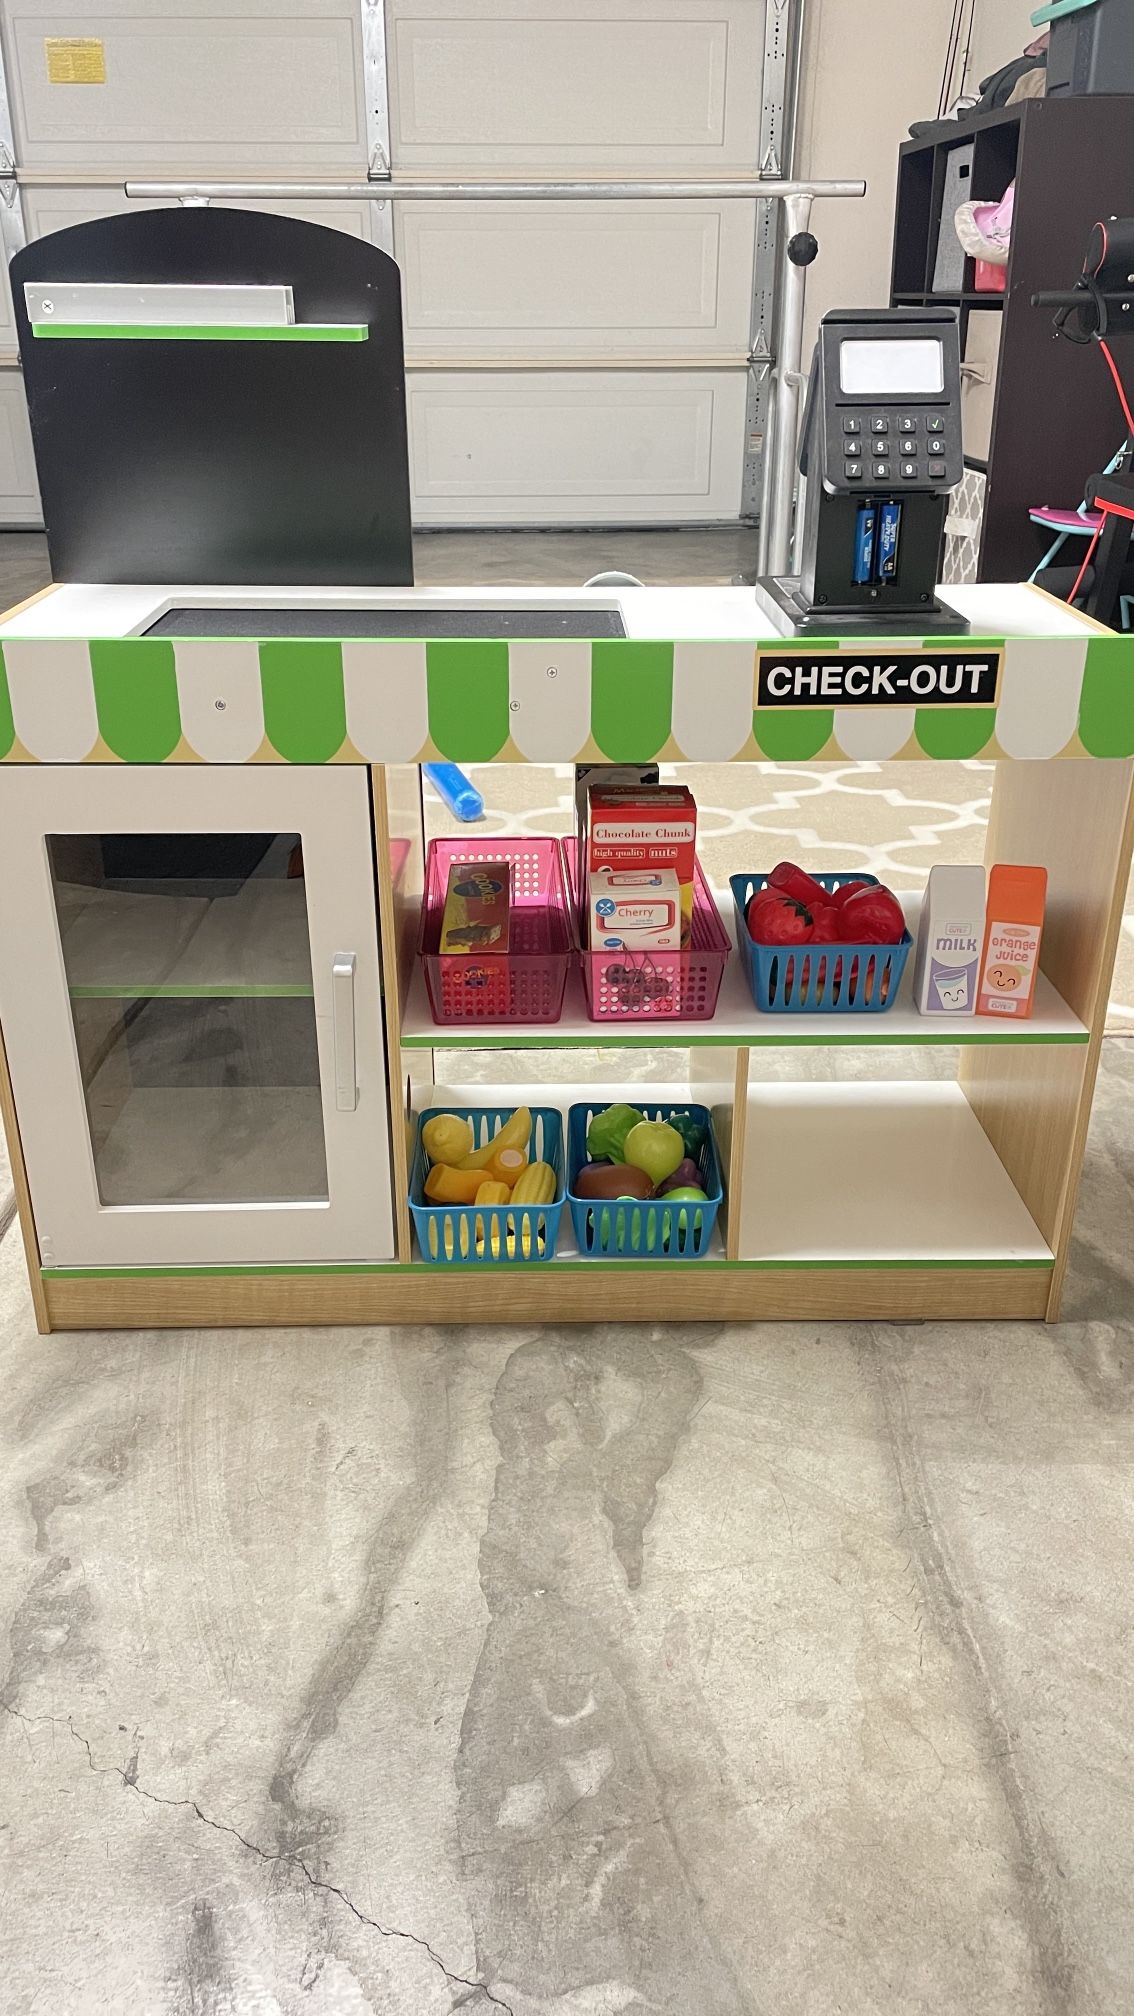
[11,207,413,587]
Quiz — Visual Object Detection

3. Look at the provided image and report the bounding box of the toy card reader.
[757,307,967,636]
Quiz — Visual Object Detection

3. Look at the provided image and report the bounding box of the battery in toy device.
[852,503,877,585]
[877,500,903,582]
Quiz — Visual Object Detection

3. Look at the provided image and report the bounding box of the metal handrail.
[126,179,864,203]
[124,175,868,574]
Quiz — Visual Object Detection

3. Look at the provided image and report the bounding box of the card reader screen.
[838,337,944,396]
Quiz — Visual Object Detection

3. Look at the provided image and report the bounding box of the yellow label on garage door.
[45,37,106,84]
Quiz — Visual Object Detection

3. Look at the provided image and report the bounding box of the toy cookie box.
[587,785,697,947]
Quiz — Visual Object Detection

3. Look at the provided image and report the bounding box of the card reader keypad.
[836,410,956,489]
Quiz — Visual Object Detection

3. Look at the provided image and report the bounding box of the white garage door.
[0,0,769,527]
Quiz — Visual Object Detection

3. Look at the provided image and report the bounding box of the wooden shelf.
[735,1081,1053,1266]
[402,896,1087,1050]
[60,877,314,998]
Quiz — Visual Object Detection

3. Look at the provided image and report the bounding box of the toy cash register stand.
[0,208,1132,1333]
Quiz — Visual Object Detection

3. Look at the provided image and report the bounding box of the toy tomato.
[808,903,841,943]
[768,860,829,909]
[838,885,906,944]
[747,892,813,945]
[832,878,871,909]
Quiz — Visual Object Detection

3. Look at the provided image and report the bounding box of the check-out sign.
[755,648,1002,709]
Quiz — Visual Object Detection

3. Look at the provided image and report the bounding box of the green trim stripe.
[914,707,998,759]
[0,642,13,760]
[260,640,347,763]
[426,640,510,759]
[69,984,313,1000]
[91,637,181,761]
[591,640,673,759]
[399,1028,1087,1050]
[752,707,834,761]
[31,322,368,343]
[1080,634,1134,757]
[42,1256,1054,1279]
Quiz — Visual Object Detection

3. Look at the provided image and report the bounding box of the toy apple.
[623,1120,685,1187]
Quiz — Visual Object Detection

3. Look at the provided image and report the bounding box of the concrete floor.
[1,1045,1134,2015]
[3,529,1134,2012]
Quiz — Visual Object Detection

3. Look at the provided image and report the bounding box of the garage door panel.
[396,200,755,356]
[387,0,764,170]
[0,367,42,523]
[408,369,746,521]
[20,185,377,244]
[1,0,367,172]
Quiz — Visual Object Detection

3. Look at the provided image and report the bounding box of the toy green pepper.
[666,1111,707,1157]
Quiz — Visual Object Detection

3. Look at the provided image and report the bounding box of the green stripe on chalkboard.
[32,322,369,343]
[426,641,510,759]
[1079,634,1134,757]
[260,641,347,762]
[91,638,181,761]
[590,641,673,759]
[0,643,13,759]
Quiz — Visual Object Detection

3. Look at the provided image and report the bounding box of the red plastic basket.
[418,837,576,1026]
[570,841,730,1023]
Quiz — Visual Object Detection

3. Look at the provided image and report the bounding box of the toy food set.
[419,837,575,1026]
[567,1100,723,1259]
[588,867,682,952]
[438,859,512,954]
[730,863,912,1014]
[912,865,985,1014]
[587,784,697,945]
[977,865,1048,1019]
[410,1104,566,1263]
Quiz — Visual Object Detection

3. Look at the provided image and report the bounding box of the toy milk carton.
[913,865,985,1014]
[977,864,1048,1018]
[587,785,697,946]
[589,868,682,951]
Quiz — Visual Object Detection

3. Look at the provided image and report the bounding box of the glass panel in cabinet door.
[47,830,329,1207]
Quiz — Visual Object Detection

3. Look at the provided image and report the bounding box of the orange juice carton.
[589,868,682,952]
[587,786,697,944]
[439,861,512,954]
[913,865,985,1014]
[976,865,1047,1018]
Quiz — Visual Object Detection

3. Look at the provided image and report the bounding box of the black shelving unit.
[891,96,1134,582]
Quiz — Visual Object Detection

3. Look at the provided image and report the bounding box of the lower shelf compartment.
[736,1080,1053,1265]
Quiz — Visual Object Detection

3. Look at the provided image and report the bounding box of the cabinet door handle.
[332,953,358,1112]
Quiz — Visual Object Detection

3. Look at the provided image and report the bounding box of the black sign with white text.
[756,648,1002,709]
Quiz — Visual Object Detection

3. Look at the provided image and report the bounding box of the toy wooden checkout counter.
[0,209,1131,1334]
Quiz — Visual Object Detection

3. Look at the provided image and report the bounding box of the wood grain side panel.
[43,1264,1051,1331]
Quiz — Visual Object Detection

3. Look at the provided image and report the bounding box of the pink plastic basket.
[570,842,730,1023]
[418,837,576,1026]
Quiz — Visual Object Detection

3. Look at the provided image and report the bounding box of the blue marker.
[424,763,484,822]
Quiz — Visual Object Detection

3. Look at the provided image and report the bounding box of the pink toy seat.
[1029,507,1103,531]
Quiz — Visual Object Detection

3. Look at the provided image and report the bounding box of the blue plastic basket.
[409,1105,566,1265]
[566,1102,723,1261]
[730,872,912,1015]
